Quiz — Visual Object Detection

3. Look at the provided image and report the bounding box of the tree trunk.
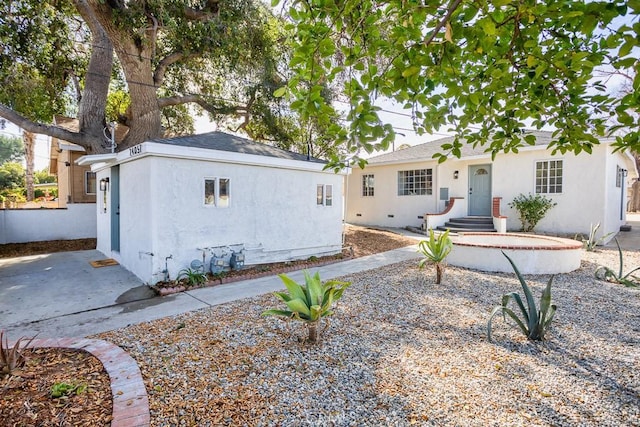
[23,131,35,202]
[307,322,319,343]
[73,0,114,154]
[435,263,444,284]
[85,0,163,150]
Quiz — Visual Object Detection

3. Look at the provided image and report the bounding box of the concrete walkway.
[2,244,422,339]
[3,219,639,340]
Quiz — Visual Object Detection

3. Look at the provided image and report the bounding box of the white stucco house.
[78,131,345,284]
[346,130,637,241]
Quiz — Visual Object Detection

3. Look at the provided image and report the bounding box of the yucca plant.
[1,330,37,376]
[262,271,351,343]
[487,252,557,342]
[418,228,453,284]
[595,238,640,288]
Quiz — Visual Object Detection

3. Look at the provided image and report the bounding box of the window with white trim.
[535,160,563,194]
[204,177,230,207]
[362,174,374,196]
[85,171,96,195]
[317,184,333,206]
[397,169,432,196]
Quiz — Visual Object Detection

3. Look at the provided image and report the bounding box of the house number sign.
[129,144,142,156]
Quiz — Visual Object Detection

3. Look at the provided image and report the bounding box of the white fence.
[0,204,97,244]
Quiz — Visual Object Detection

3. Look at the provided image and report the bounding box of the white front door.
[469,164,491,216]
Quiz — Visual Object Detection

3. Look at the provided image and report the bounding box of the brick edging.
[17,338,150,427]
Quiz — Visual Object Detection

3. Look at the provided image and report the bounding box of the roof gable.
[149,131,326,164]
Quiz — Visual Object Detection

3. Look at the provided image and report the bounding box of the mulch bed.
[0,239,97,258]
[0,348,112,426]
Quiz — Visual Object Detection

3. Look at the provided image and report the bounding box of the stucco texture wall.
[106,156,343,283]
[346,145,625,239]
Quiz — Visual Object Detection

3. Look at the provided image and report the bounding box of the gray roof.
[367,130,563,164]
[149,131,326,164]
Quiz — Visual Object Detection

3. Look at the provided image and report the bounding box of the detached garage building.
[78,131,345,284]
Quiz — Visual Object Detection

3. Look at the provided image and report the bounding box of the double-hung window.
[317,184,333,206]
[362,174,374,197]
[397,169,432,196]
[204,177,230,207]
[85,171,97,195]
[535,160,563,194]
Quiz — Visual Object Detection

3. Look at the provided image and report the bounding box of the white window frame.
[362,174,374,197]
[85,171,96,195]
[316,184,333,206]
[397,169,432,196]
[535,160,563,194]
[204,177,230,208]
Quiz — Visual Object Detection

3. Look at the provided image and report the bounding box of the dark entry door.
[110,166,120,252]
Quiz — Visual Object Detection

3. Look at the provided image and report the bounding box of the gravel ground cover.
[97,248,640,426]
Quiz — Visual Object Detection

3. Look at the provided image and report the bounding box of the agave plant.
[417,228,453,284]
[595,238,640,288]
[262,271,351,343]
[487,252,557,342]
[1,330,37,376]
[582,222,614,252]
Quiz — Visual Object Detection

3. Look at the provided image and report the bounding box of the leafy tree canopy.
[0,135,24,164]
[0,0,344,159]
[0,162,25,190]
[275,0,639,168]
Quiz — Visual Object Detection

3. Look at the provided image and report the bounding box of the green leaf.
[278,274,307,302]
[285,298,312,318]
[402,66,420,78]
[273,87,287,98]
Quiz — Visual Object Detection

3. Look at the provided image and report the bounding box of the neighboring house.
[49,116,127,207]
[77,131,345,284]
[346,130,637,242]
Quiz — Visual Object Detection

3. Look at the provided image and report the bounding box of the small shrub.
[1,330,37,376]
[177,267,208,287]
[487,252,557,342]
[595,238,640,288]
[509,193,557,232]
[50,382,87,398]
[262,271,350,343]
[417,228,453,284]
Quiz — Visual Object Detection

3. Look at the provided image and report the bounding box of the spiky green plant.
[262,271,351,343]
[1,330,37,376]
[487,252,557,342]
[418,228,453,284]
[177,267,208,287]
[595,238,640,288]
[582,223,614,251]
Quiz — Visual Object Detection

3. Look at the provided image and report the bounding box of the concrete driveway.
[0,250,155,334]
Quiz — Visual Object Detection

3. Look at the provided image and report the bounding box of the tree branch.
[0,104,88,146]
[423,0,463,47]
[184,0,219,21]
[158,94,246,114]
[153,51,189,86]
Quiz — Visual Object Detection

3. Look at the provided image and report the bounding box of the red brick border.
[13,338,150,427]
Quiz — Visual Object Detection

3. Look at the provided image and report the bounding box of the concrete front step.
[448,216,494,224]
[438,216,496,233]
[437,226,497,233]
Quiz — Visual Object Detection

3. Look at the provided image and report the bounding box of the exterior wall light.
[453,170,459,179]
[99,178,109,192]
